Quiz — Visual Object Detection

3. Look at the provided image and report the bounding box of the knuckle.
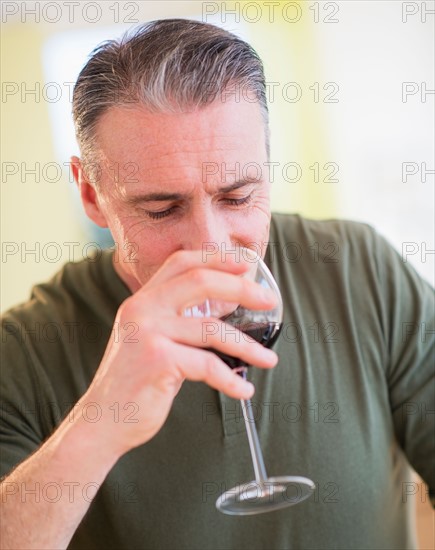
[143,334,166,362]
[118,296,153,332]
[203,352,219,379]
[118,297,136,322]
[137,316,152,334]
[189,268,209,288]
[170,249,191,271]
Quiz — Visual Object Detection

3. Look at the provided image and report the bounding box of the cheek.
[102,210,174,282]
[232,205,271,255]
[125,230,180,283]
[249,199,271,254]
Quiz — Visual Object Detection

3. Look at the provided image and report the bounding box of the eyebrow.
[126,178,261,205]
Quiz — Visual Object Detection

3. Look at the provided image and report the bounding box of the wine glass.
[185,247,315,515]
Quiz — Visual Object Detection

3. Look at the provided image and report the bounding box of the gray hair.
[72,18,270,180]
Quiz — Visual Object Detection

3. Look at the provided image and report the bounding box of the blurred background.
[1,2,434,545]
[2,1,434,312]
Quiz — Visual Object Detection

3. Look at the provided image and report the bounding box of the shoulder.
[267,212,434,317]
[1,249,127,330]
[1,249,127,394]
[268,212,387,269]
[0,250,125,441]
[270,212,380,246]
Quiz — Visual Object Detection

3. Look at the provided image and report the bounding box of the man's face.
[84,97,271,292]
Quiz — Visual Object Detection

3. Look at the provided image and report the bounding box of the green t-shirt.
[1,213,434,549]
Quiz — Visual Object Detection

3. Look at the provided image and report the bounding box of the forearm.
[0,408,121,550]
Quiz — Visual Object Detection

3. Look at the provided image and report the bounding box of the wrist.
[53,399,126,475]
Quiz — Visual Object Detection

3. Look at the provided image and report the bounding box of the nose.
[181,204,231,253]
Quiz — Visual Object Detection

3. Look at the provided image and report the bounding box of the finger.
[169,340,256,400]
[152,316,278,369]
[144,269,277,315]
[145,249,251,290]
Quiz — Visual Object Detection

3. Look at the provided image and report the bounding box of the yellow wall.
[1,25,86,311]
[248,4,337,218]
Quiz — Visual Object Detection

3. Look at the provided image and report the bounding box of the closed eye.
[145,206,179,220]
[142,193,253,220]
[223,194,253,206]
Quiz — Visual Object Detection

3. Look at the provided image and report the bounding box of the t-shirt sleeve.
[0,321,47,479]
[373,230,435,505]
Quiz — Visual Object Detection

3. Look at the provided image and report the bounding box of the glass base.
[216,476,315,515]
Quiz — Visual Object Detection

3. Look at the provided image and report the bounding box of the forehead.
[94,98,267,174]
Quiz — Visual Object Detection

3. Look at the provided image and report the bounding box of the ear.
[70,156,109,228]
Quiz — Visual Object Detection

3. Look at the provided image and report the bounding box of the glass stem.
[239,369,268,484]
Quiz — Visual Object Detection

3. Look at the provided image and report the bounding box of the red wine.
[210,321,282,370]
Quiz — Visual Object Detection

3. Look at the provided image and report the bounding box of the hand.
[81,250,278,457]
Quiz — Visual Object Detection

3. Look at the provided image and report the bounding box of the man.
[1,19,433,550]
